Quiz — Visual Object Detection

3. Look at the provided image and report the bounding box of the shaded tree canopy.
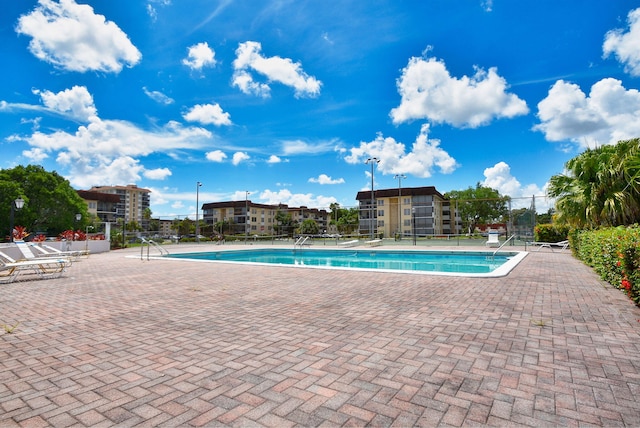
[0,165,88,239]
[445,183,509,232]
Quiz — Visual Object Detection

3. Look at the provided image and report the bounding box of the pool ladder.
[294,236,310,248]
[490,234,516,260]
[140,237,170,260]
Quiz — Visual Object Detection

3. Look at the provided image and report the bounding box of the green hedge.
[534,224,570,242]
[573,225,640,305]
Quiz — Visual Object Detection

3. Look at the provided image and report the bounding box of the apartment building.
[85,185,151,228]
[76,190,121,224]
[202,200,328,236]
[356,186,460,238]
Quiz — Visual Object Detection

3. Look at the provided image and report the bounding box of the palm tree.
[548,138,640,228]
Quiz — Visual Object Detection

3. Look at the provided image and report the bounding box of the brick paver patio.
[1,245,640,426]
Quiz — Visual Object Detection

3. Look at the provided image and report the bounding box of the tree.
[336,208,359,234]
[329,203,359,234]
[548,138,640,228]
[214,219,232,236]
[445,184,509,234]
[275,209,293,236]
[142,207,153,231]
[299,219,319,235]
[174,218,194,236]
[0,165,88,239]
[148,218,160,233]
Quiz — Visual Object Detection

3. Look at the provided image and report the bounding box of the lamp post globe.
[9,198,25,243]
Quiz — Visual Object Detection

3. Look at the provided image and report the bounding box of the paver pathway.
[1,245,639,426]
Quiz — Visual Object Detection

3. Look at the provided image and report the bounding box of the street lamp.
[394,174,406,239]
[245,191,250,243]
[412,207,416,246]
[9,198,25,243]
[365,157,379,239]
[195,181,202,243]
[74,213,81,241]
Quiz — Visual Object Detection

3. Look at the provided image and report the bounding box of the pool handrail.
[140,237,170,260]
[491,234,516,259]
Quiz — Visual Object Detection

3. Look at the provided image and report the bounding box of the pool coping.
[136,246,529,278]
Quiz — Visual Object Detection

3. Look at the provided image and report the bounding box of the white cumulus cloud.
[183,42,216,70]
[482,161,550,211]
[533,78,640,148]
[308,174,345,185]
[16,0,141,73]
[33,85,98,122]
[9,86,213,188]
[143,167,172,180]
[260,188,336,208]
[205,150,227,162]
[232,41,321,98]
[390,56,528,128]
[344,124,458,178]
[183,103,231,126]
[603,7,640,76]
[232,151,250,165]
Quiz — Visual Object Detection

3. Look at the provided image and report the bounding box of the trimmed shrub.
[534,223,570,243]
[574,225,640,305]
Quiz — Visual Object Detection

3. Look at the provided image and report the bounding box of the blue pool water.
[165,248,526,277]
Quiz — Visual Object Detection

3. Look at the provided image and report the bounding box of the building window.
[378,210,384,216]
[404,208,411,216]
[378,220,384,226]
[378,200,384,206]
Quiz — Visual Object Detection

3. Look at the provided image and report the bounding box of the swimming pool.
[164,248,527,277]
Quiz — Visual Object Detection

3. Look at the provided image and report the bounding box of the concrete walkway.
[1,245,640,426]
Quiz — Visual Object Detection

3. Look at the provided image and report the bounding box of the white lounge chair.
[339,239,360,247]
[365,239,382,247]
[485,232,500,247]
[28,242,86,261]
[42,243,89,258]
[14,240,73,266]
[530,240,569,252]
[0,250,67,283]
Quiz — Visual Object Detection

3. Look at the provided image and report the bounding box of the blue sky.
[1,1,639,218]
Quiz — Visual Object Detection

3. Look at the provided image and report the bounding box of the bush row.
[569,225,640,306]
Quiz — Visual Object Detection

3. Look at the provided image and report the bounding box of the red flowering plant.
[582,226,640,306]
[32,234,47,242]
[619,246,640,305]
[58,230,87,241]
[11,225,29,241]
[58,230,74,241]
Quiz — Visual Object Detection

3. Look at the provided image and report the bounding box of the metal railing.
[492,234,517,259]
[140,237,170,260]
[294,236,310,248]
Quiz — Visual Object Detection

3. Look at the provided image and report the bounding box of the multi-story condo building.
[356,186,460,238]
[84,185,151,229]
[202,200,328,236]
[77,190,121,224]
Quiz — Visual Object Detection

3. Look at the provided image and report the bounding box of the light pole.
[245,191,250,243]
[365,157,379,239]
[394,174,406,239]
[412,207,416,246]
[74,213,81,241]
[195,181,202,243]
[9,198,25,243]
